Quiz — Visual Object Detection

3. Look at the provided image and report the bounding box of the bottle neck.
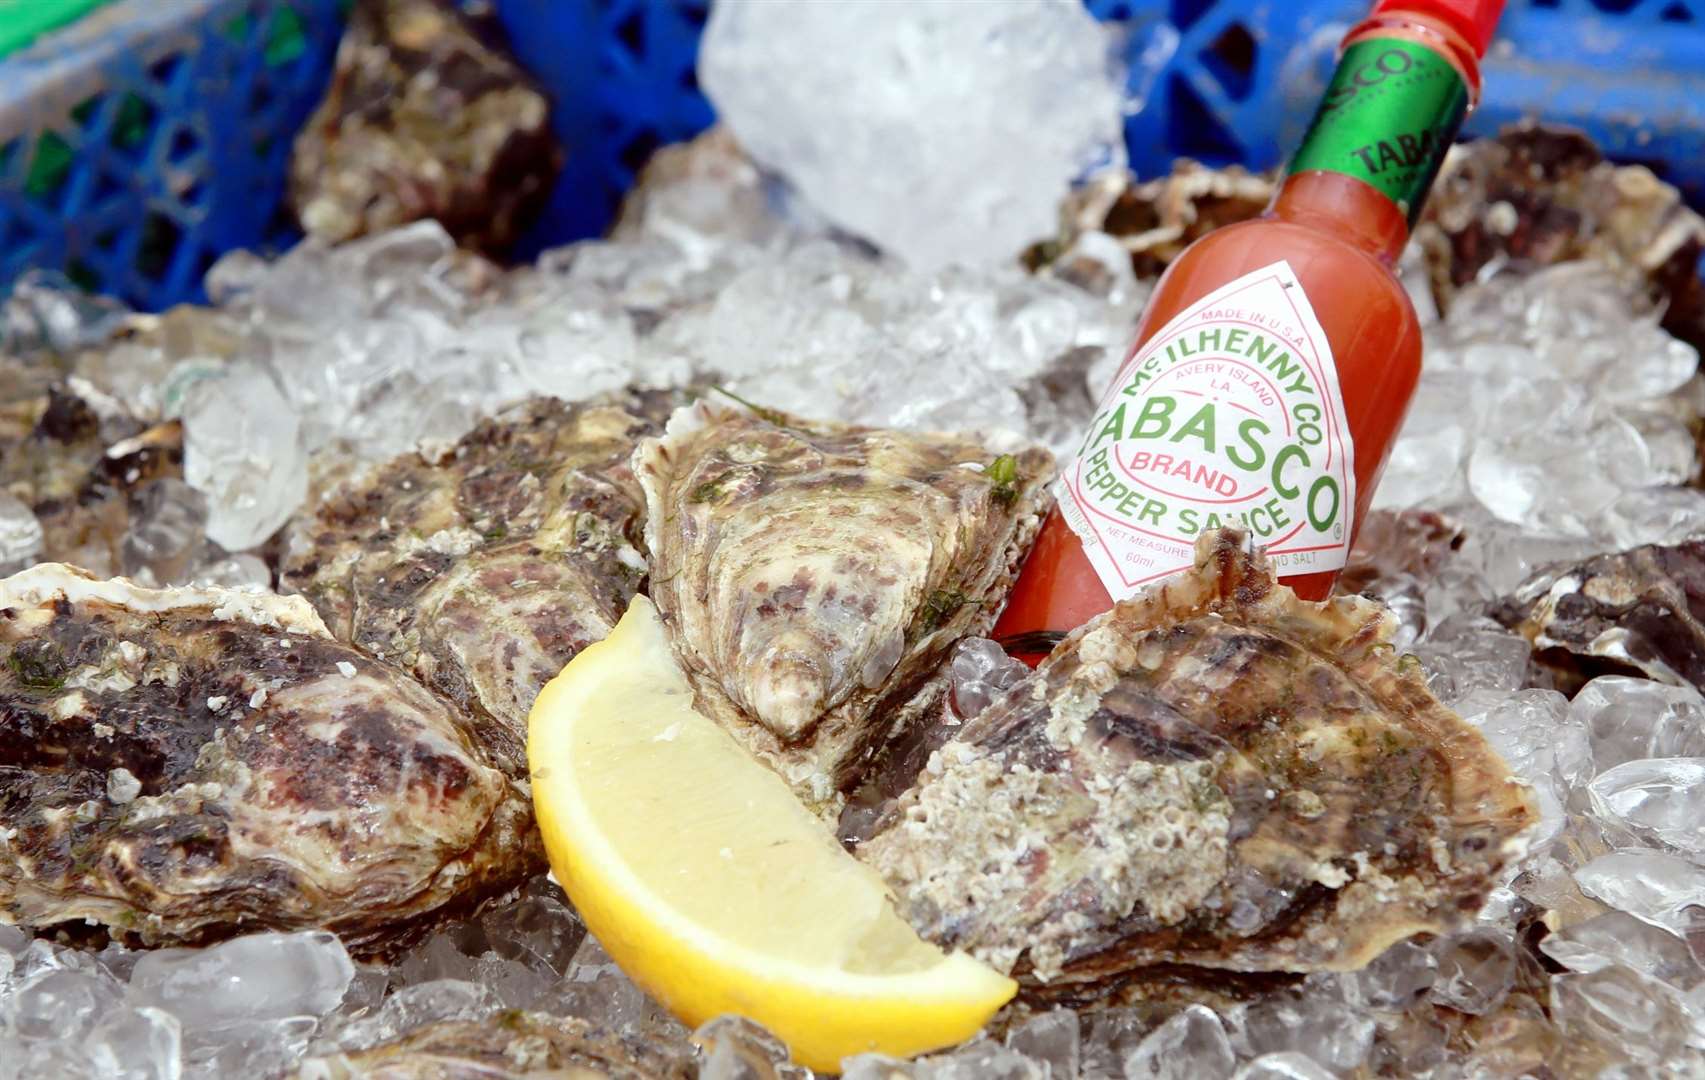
[1272,10,1483,264]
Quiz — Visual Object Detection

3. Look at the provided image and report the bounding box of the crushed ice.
[4,14,1705,1078]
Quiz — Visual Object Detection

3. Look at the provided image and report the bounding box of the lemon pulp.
[527,596,1015,1072]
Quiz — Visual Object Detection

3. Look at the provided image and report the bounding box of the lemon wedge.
[527,596,1016,1072]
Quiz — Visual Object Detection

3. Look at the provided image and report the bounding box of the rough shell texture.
[0,564,537,953]
[1492,537,1705,696]
[1416,123,1705,355]
[636,401,1054,813]
[1045,160,1275,280]
[281,396,665,778]
[861,530,1535,993]
[286,1011,693,1079]
[288,0,563,254]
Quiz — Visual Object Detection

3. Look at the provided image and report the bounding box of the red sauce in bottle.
[994,0,1501,665]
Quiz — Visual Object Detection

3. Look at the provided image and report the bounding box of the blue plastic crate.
[1088,0,1705,207]
[3,0,1704,312]
[0,0,346,311]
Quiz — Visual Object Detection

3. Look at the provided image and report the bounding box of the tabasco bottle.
[994,0,1502,665]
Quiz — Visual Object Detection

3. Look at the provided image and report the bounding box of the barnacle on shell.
[862,529,1536,995]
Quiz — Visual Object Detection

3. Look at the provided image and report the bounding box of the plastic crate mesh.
[2,0,1702,312]
[488,0,715,258]
[0,0,344,310]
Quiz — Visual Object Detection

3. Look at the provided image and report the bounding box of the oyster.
[861,530,1535,994]
[281,396,663,776]
[288,1012,692,1080]
[1024,160,1273,287]
[0,565,536,952]
[1491,537,1705,695]
[289,0,563,254]
[636,401,1053,811]
[1416,123,1705,355]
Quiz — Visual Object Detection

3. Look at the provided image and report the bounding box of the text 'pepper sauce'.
[994,0,1505,665]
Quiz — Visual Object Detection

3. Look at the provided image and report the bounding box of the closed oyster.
[289,0,562,254]
[0,565,536,952]
[281,396,664,777]
[861,530,1535,993]
[288,1011,692,1080]
[1491,537,1705,695]
[636,401,1053,811]
[1415,123,1705,355]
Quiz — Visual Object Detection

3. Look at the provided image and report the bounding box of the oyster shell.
[0,565,536,952]
[287,1011,692,1079]
[636,401,1053,811]
[1043,157,1275,281]
[1416,124,1705,355]
[1491,537,1705,695]
[281,396,664,777]
[289,0,563,254]
[861,530,1535,992]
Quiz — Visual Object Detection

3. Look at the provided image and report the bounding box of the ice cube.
[180,364,308,551]
[1347,939,1438,1011]
[1230,1053,1335,1080]
[1453,687,1586,845]
[694,1015,801,1080]
[1574,851,1705,937]
[915,1038,1047,1080]
[477,877,587,978]
[515,294,639,403]
[183,1015,317,1080]
[840,1054,920,1080]
[336,963,390,1022]
[700,0,1125,271]
[544,936,683,1040]
[1428,929,1527,1016]
[1049,231,1141,305]
[85,1007,182,1080]
[1231,989,1373,1073]
[1571,678,1705,773]
[1595,324,1700,404]
[1,268,131,354]
[948,637,1031,720]
[389,931,483,989]
[1123,1005,1235,1080]
[1588,758,1705,856]
[122,479,210,586]
[1553,965,1693,1067]
[1004,1009,1080,1079]
[1373,371,1478,510]
[188,552,272,591]
[1541,911,1705,991]
[1366,1008,1451,1077]
[127,931,354,1031]
[0,492,44,574]
[8,967,124,1042]
[1411,617,1536,705]
[1455,688,1586,787]
[327,980,500,1052]
[1606,486,1705,550]
[204,249,271,308]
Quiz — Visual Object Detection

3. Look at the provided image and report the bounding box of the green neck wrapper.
[1285,37,1471,229]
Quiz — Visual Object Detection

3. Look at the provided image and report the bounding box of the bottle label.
[1057,260,1355,598]
[1286,37,1470,227]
